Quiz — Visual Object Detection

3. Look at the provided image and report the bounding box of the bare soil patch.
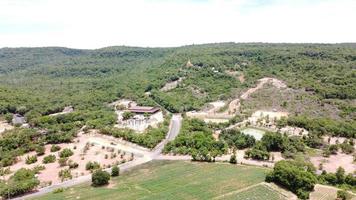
[0,120,14,134]
[310,153,355,173]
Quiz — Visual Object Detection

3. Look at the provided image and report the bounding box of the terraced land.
[34,161,274,200]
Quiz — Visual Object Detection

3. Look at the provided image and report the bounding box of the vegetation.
[59,148,74,158]
[266,160,317,199]
[50,145,61,152]
[223,184,286,200]
[0,128,41,167]
[25,155,38,165]
[100,116,171,149]
[219,129,255,149]
[164,119,227,161]
[111,166,120,177]
[58,169,72,182]
[0,168,40,198]
[35,145,45,156]
[35,161,270,200]
[279,116,355,138]
[319,167,356,190]
[85,161,101,172]
[91,169,110,186]
[0,43,356,198]
[42,155,56,164]
[122,111,134,120]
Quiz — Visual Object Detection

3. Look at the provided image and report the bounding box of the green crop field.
[34,161,277,200]
[222,184,287,200]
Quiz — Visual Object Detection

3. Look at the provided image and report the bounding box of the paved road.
[150,114,182,158]
[14,114,182,200]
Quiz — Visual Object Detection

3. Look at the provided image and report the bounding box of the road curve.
[13,114,182,200]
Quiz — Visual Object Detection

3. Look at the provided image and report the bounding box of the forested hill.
[0,43,355,131]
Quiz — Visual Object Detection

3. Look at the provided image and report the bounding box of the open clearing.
[33,160,278,200]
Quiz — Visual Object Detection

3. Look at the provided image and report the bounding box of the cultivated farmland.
[33,161,276,200]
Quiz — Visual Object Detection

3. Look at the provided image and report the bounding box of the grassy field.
[34,161,281,200]
[222,184,287,200]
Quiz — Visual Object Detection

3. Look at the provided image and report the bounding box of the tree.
[266,160,317,199]
[335,167,345,184]
[229,152,237,164]
[111,165,120,177]
[92,169,110,186]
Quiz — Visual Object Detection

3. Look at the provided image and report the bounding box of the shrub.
[111,165,120,177]
[33,165,46,174]
[58,169,72,181]
[53,188,65,194]
[229,153,237,164]
[43,155,56,164]
[92,169,110,186]
[25,155,38,164]
[86,161,101,171]
[59,148,74,158]
[337,190,349,200]
[244,144,270,160]
[122,111,134,120]
[340,142,354,154]
[328,144,339,154]
[35,145,45,156]
[0,168,40,198]
[58,157,68,167]
[68,160,79,169]
[50,145,61,152]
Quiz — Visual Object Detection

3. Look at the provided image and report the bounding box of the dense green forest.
[0,43,355,165]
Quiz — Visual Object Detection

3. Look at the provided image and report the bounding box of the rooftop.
[128,106,160,114]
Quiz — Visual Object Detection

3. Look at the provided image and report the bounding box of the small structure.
[62,106,74,113]
[128,106,160,114]
[12,114,26,125]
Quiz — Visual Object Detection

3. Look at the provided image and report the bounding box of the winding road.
[14,114,182,200]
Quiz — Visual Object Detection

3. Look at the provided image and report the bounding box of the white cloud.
[0,0,355,48]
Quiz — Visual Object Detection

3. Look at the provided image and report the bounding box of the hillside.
[0,43,355,199]
[0,43,355,129]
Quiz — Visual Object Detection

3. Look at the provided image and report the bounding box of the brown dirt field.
[310,153,355,173]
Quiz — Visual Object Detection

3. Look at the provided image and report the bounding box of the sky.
[0,0,355,49]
